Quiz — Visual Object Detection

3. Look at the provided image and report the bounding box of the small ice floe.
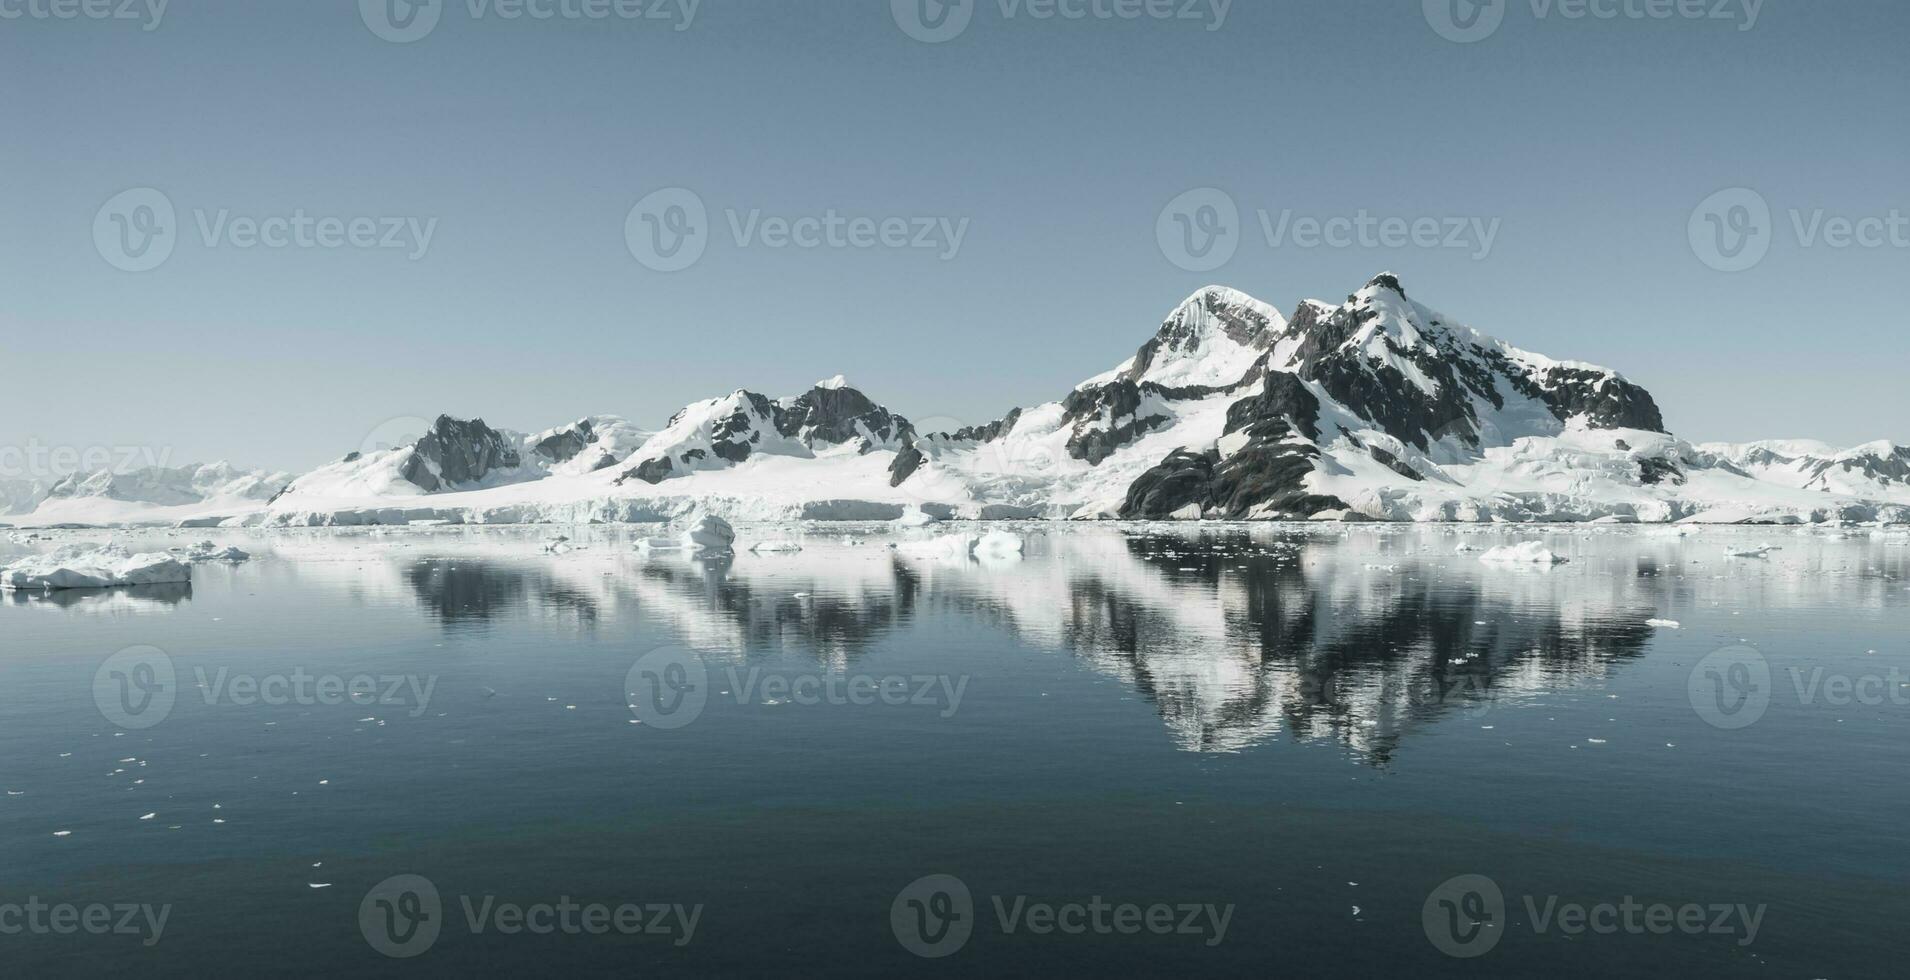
[1478,542,1567,565]
[680,515,735,553]
[139,812,156,821]
[1586,738,1608,745]
[635,536,683,552]
[1725,543,1780,559]
[53,830,72,837]
[895,508,939,528]
[184,541,251,563]
[976,530,1024,560]
[1646,618,1681,629]
[2,544,192,591]
[749,540,804,553]
[543,536,573,555]
[309,883,333,890]
[1454,543,1482,553]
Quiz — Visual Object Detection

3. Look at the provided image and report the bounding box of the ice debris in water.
[1478,541,1567,565]
[680,514,735,553]
[1724,543,1780,558]
[2,544,192,590]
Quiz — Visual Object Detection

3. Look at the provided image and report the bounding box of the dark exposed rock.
[1532,366,1666,432]
[948,408,1021,444]
[1224,371,1321,442]
[624,456,675,485]
[1061,380,1170,465]
[775,383,911,451]
[532,419,596,464]
[400,416,522,492]
[1369,447,1424,481]
[1120,448,1218,518]
[889,439,925,487]
[1637,456,1684,486]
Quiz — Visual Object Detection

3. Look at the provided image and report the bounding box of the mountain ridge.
[10,274,1907,528]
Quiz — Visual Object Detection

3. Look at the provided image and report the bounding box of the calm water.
[3,523,1906,977]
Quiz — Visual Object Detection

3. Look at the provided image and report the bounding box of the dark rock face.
[1120,371,1343,520]
[948,409,1021,444]
[1637,456,1684,486]
[1061,381,1169,465]
[531,419,596,464]
[888,439,925,487]
[775,385,911,452]
[1532,367,1666,433]
[402,416,522,492]
[625,456,675,485]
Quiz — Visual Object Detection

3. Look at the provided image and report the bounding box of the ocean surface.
[3,523,1906,977]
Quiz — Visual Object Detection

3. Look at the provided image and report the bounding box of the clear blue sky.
[3,0,1904,474]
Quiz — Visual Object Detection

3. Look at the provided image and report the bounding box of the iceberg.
[1,544,193,591]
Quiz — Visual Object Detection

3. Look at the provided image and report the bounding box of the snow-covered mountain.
[15,462,293,526]
[12,274,1907,527]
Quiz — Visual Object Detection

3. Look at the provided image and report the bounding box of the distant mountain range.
[10,274,1907,528]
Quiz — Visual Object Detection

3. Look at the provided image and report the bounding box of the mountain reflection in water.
[373,524,1856,763]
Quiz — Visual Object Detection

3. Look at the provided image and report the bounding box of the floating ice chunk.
[895,508,938,528]
[184,541,251,563]
[1646,618,1681,629]
[2,544,192,591]
[748,540,804,553]
[1454,543,1481,553]
[1478,542,1566,565]
[1724,543,1780,558]
[634,536,684,552]
[681,515,735,552]
[975,530,1024,559]
[895,534,978,562]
